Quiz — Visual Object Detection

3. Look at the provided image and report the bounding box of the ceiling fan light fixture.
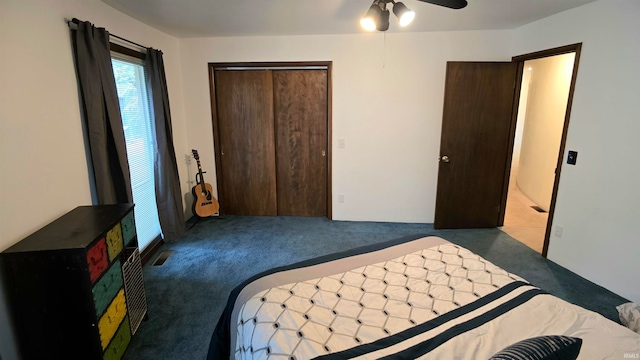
[361,3,382,31]
[377,9,390,31]
[393,2,415,27]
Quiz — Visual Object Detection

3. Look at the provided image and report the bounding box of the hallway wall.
[517,54,575,211]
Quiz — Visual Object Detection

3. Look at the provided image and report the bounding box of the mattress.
[208,235,640,359]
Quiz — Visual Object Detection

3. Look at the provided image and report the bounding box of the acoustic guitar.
[191,149,219,217]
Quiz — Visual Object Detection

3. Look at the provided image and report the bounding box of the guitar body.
[191,149,220,218]
[192,182,219,217]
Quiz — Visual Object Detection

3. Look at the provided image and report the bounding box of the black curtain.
[71,20,133,204]
[146,49,186,241]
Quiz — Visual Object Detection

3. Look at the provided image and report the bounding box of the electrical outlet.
[338,139,345,149]
[554,225,563,238]
[338,194,344,203]
[185,154,192,165]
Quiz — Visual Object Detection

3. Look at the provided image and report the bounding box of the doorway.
[500,44,582,257]
[499,53,576,254]
[433,44,582,258]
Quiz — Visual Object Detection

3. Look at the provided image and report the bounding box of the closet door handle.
[321,150,326,157]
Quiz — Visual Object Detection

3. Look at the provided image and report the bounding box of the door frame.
[498,43,582,257]
[207,61,333,219]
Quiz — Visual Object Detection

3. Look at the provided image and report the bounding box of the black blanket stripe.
[312,281,534,360]
[380,289,548,359]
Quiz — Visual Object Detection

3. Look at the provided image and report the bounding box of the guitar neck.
[196,162,206,184]
[192,150,208,190]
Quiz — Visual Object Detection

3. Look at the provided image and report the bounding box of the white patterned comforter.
[208,236,640,360]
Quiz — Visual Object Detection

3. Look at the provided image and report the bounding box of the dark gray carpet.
[123,216,628,360]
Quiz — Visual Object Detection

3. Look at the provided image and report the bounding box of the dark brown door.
[214,70,277,215]
[434,62,517,229]
[273,70,328,216]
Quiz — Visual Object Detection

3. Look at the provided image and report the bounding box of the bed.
[208,235,640,359]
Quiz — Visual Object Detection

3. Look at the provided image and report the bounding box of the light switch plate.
[567,150,577,165]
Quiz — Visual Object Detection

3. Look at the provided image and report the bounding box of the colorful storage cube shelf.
[0,204,147,360]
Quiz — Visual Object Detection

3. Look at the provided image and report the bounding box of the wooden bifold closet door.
[213,68,328,217]
[214,70,277,216]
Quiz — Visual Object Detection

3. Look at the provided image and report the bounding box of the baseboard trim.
[141,235,164,266]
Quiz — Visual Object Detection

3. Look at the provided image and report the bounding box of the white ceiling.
[101,0,597,38]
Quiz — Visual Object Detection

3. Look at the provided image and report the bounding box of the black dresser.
[0,204,147,360]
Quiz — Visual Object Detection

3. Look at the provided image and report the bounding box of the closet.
[209,63,331,217]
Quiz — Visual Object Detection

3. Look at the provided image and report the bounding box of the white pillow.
[617,302,640,334]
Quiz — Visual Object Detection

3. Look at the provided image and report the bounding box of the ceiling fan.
[361,0,468,32]
[418,0,467,10]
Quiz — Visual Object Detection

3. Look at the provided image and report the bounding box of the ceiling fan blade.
[416,0,468,10]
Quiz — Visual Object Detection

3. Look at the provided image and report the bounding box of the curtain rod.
[66,18,148,50]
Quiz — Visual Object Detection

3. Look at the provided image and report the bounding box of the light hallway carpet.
[500,174,549,253]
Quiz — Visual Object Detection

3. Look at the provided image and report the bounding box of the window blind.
[112,55,162,250]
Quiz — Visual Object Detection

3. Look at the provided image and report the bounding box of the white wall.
[0,0,187,358]
[513,0,640,302]
[517,54,575,211]
[0,0,189,251]
[180,30,513,223]
[511,65,532,173]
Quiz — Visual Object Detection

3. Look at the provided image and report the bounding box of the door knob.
[322,150,326,157]
[440,155,450,163]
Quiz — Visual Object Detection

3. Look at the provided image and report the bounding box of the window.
[111,51,162,250]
